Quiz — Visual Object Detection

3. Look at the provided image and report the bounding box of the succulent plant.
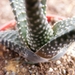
[0,0,75,63]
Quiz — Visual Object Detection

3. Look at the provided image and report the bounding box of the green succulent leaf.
[10,0,28,47]
[40,0,46,14]
[7,0,75,63]
[0,30,49,63]
[0,30,22,46]
[10,0,53,51]
[36,17,75,59]
[24,0,53,51]
[36,30,75,59]
[53,17,75,38]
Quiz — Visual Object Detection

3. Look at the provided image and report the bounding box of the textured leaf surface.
[8,0,75,62]
[25,0,53,51]
[36,30,75,59]
[10,0,28,46]
[53,17,75,38]
[0,30,22,46]
[10,0,53,51]
[36,17,75,58]
[40,0,46,14]
[0,30,49,63]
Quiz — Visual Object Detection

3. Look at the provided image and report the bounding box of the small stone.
[54,68,57,70]
[16,65,19,68]
[36,72,39,75]
[48,68,53,72]
[11,71,16,75]
[56,60,61,65]
[62,69,66,74]
[21,67,27,73]
[29,70,32,73]
[5,60,8,64]
[31,65,35,69]
[6,72,9,75]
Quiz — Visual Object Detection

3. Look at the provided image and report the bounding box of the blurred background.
[0,0,75,25]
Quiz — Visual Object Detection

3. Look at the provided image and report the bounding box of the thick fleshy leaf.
[36,17,75,58]
[0,30,49,63]
[40,0,46,14]
[24,0,53,51]
[53,17,75,38]
[10,0,53,51]
[0,30,23,46]
[9,0,28,46]
[36,30,75,59]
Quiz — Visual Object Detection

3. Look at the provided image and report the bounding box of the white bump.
[51,46,53,49]
[48,51,51,53]
[47,48,49,51]
[42,49,44,51]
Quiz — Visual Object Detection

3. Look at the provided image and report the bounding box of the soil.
[0,0,75,75]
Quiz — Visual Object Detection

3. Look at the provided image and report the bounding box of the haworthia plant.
[0,0,75,63]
